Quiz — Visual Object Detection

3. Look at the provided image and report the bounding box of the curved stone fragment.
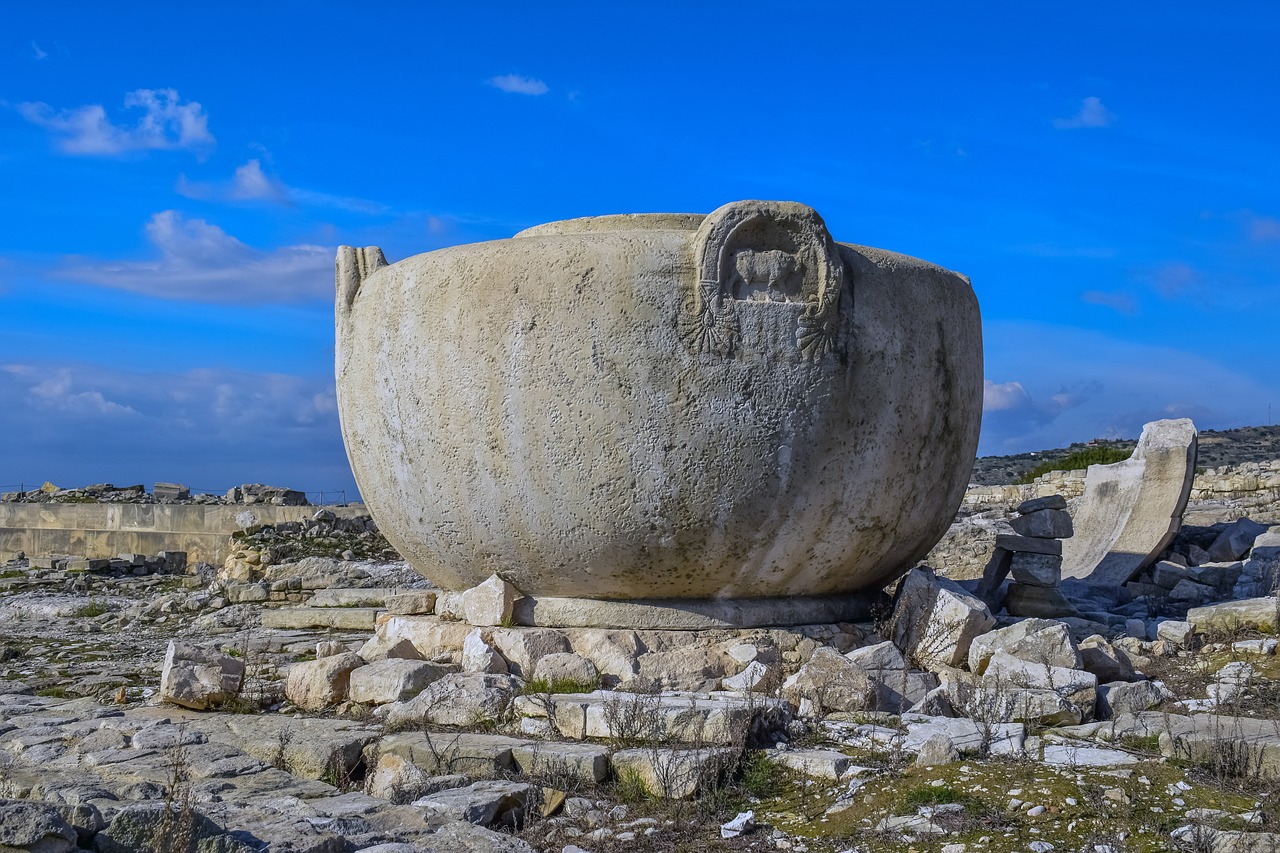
[335,200,983,601]
[1061,418,1198,587]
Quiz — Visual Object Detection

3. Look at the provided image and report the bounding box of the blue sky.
[3,3,1278,498]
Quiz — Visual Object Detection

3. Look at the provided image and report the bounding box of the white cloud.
[30,41,47,60]
[1249,215,1280,242]
[176,159,387,213]
[489,74,549,96]
[25,368,137,416]
[55,210,331,303]
[1149,262,1200,299]
[17,88,214,155]
[1053,96,1115,130]
[0,361,355,493]
[1082,289,1137,314]
[983,380,1032,412]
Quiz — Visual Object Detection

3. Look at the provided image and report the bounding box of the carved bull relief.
[681,200,848,360]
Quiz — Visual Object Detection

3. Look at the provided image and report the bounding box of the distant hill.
[971,424,1280,486]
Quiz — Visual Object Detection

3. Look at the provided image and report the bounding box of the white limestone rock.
[159,639,246,710]
[890,567,994,670]
[461,574,517,627]
[531,652,598,686]
[348,658,449,705]
[968,619,1081,676]
[284,652,365,711]
[462,629,509,674]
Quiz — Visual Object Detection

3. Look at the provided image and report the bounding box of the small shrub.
[1014,446,1132,484]
[71,599,110,618]
[737,751,784,800]
[903,783,966,807]
[614,766,652,803]
[522,676,599,696]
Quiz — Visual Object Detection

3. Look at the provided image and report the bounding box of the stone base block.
[510,593,880,630]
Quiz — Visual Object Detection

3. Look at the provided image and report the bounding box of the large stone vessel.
[336,200,982,602]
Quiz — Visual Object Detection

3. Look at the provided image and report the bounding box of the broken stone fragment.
[1009,552,1063,587]
[284,652,365,711]
[158,639,245,710]
[348,658,449,705]
[1010,509,1074,539]
[889,567,994,670]
[461,629,509,674]
[1005,583,1080,619]
[1208,518,1269,563]
[531,651,597,685]
[1015,495,1068,514]
[461,574,517,627]
[968,618,1081,675]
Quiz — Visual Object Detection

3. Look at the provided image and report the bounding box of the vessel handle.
[336,246,388,315]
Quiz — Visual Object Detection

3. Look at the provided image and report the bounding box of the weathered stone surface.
[462,575,516,627]
[260,607,381,630]
[385,590,438,615]
[490,628,570,676]
[968,618,1081,675]
[1156,619,1196,645]
[366,752,437,803]
[285,652,366,711]
[368,616,472,661]
[901,714,1024,756]
[889,568,994,669]
[377,731,525,776]
[335,201,983,600]
[1208,518,1270,563]
[1096,680,1169,719]
[980,651,1097,725]
[1062,419,1198,586]
[915,732,959,766]
[564,629,642,685]
[768,748,851,779]
[414,780,531,826]
[721,660,772,692]
[510,741,609,784]
[995,534,1062,556]
[511,593,877,629]
[348,658,447,705]
[782,646,932,714]
[93,802,250,853]
[356,635,424,663]
[1079,636,1138,683]
[1016,495,1067,514]
[0,799,78,852]
[1009,552,1063,587]
[1010,509,1074,539]
[159,640,245,710]
[531,652,597,686]
[611,747,737,798]
[1005,583,1080,618]
[383,673,520,729]
[462,629,508,674]
[1187,597,1279,635]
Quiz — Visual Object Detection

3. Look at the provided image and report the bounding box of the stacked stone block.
[978,495,1078,617]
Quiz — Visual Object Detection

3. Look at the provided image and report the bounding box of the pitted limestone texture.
[1062,418,1198,587]
[335,200,982,600]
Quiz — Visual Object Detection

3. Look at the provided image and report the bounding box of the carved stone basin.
[335,200,982,605]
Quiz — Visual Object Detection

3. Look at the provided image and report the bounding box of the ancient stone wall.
[0,503,369,564]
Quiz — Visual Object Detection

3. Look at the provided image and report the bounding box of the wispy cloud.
[54,210,330,303]
[1148,262,1200,299]
[1248,215,1280,242]
[0,361,351,490]
[1053,96,1115,130]
[1082,289,1138,314]
[176,159,387,214]
[489,74,549,96]
[30,41,48,60]
[17,88,214,155]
